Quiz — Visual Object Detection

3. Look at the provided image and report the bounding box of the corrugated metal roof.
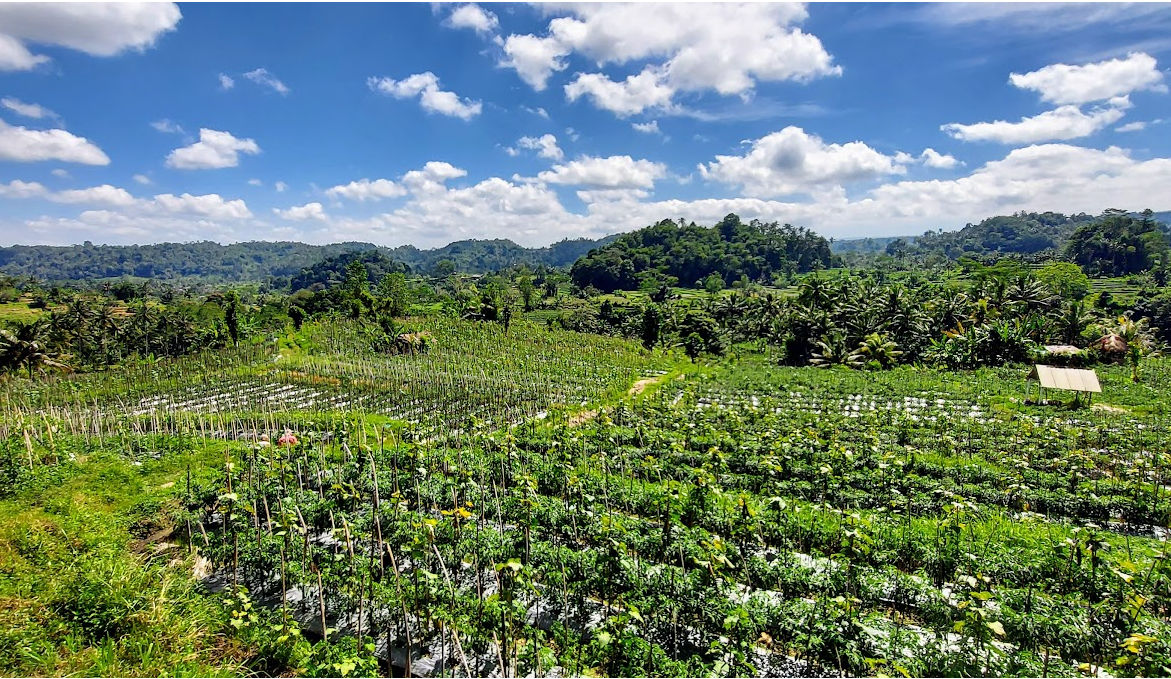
[1028,365,1102,393]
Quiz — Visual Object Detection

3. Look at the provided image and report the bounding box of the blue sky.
[1,2,1170,248]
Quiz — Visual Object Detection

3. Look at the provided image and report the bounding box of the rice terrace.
[4,2,1171,678]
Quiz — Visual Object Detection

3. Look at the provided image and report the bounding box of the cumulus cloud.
[1,97,58,120]
[242,67,290,95]
[1009,52,1166,105]
[274,202,328,221]
[367,72,481,120]
[535,155,666,189]
[942,100,1130,144]
[632,120,662,135]
[401,161,468,193]
[218,73,235,90]
[0,179,250,219]
[0,2,180,71]
[445,4,498,35]
[699,126,908,198]
[564,67,675,117]
[133,173,151,185]
[0,118,110,164]
[165,128,260,169]
[919,148,961,169]
[51,168,69,179]
[274,181,288,192]
[325,178,407,202]
[514,134,563,161]
[501,34,571,91]
[501,4,839,114]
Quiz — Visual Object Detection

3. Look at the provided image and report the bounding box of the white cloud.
[919,148,961,169]
[51,168,69,179]
[0,3,180,71]
[446,4,498,35]
[501,4,839,112]
[152,192,251,219]
[942,100,1129,144]
[515,134,563,161]
[165,128,260,170]
[564,67,675,117]
[133,173,151,185]
[325,178,407,202]
[0,179,250,219]
[55,184,137,207]
[218,73,235,90]
[0,179,48,198]
[150,118,184,134]
[401,160,468,193]
[632,120,661,135]
[1009,52,1166,105]
[274,202,328,221]
[242,67,290,95]
[274,181,288,192]
[565,127,580,142]
[248,178,262,186]
[536,155,666,189]
[0,118,109,164]
[1,97,58,120]
[501,34,570,91]
[367,72,481,120]
[699,126,908,198]
[522,105,550,119]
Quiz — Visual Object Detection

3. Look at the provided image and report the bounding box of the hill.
[570,213,832,292]
[0,235,616,283]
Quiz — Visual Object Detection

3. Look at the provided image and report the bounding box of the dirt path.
[567,374,668,427]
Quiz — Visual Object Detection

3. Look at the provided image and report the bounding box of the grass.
[0,444,254,677]
[0,302,44,322]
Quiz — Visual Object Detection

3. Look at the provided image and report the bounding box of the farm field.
[3,320,1170,677]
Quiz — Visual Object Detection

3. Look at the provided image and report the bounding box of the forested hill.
[0,235,615,282]
[899,209,1170,262]
[570,214,833,292]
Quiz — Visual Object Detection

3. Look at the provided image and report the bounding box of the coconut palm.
[809,331,863,369]
[0,320,70,378]
[854,332,902,369]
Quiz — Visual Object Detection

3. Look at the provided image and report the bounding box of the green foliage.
[1035,261,1090,300]
[1065,209,1169,277]
[571,214,832,293]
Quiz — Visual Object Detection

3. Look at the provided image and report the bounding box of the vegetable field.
[3,322,1171,677]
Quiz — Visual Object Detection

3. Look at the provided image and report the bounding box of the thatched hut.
[1090,333,1127,354]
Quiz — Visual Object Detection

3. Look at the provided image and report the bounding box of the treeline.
[886,209,1170,273]
[570,214,833,293]
[561,261,1163,373]
[0,235,614,283]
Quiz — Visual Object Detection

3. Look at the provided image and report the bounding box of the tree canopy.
[570,214,833,293]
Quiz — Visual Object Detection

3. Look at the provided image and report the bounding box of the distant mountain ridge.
[0,235,617,282]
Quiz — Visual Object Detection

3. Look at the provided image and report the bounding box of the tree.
[224,291,242,345]
[375,272,411,317]
[1065,209,1168,276]
[0,320,70,378]
[517,276,536,312]
[639,305,662,350]
[703,273,725,296]
[1035,262,1089,300]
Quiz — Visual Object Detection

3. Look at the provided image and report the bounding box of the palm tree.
[855,332,902,369]
[1055,299,1093,345]
[1113,314,1157,382]
[809,331,862,369]
[0,320,70,378]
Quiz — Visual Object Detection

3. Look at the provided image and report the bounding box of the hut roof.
[1028,365,1101,393]
[1092,333,1128,353]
